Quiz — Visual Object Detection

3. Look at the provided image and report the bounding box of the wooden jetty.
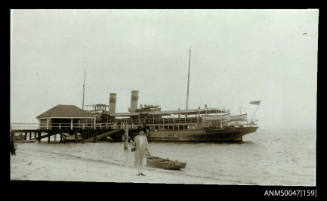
[10,125,130,143]
[10,104,134,143]
[10,104,143,143]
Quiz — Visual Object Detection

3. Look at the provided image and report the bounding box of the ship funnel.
[129,90,139,113]
[109,93,117,115]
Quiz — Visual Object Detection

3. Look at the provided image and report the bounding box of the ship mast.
[82,69,86,110]
[186,47,191,110]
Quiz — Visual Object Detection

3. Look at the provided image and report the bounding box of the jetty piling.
[81,132,85,143]
[38,132,41,143]
[93,131,97,143]
[74,131,78,143]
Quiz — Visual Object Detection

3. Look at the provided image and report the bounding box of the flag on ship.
[250,100,261,105]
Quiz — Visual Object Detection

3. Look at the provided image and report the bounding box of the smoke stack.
[109,93,116,115]
[130,90,139,113]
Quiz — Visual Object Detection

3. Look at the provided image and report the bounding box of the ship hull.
[147,126,258,142]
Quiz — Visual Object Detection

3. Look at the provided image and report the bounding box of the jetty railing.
[10,123,39,130]
[11,117,204,131]
[10,122,142,131]
[10,120,200,131]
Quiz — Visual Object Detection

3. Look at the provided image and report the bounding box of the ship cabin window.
[179,125,184,130]
[169,125,173,130]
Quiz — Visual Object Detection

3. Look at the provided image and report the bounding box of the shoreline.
[10,143,222,184]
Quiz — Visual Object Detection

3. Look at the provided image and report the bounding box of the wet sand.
[10,143,220,184]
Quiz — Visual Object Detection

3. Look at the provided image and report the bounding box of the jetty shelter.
[36,104,96,129]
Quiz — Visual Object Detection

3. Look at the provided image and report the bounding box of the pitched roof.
[37,105,94,119]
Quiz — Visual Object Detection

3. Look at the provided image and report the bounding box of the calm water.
[18,129,316,185]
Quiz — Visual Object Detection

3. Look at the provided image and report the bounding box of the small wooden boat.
[14,135,25,141]
[21,140,36,143]
[146,155,187,170]
[62,134,82,142]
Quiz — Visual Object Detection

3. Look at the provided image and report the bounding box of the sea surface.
[15,129,316,185]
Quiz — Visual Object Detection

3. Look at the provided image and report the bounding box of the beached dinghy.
[146,155,187,170]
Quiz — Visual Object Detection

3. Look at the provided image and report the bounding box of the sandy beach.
[9,129,316,186]
[10,143,221,184]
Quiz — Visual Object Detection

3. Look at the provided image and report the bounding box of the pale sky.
[10,9,318,129]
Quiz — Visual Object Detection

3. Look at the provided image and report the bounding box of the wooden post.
[24,132,27,140]
[81,132,85,143]
[86,130,89,139]
[74,131,77,143]
[29,132,32,140]
[48,133,50,143]
[93,131,97,143]
[46,119,49,129]
[54,134,56,142]
[60,133,63,143]
[197,107,200,125]
[38,132,41,143]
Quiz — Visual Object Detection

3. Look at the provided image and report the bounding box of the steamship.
[82,49,259,142]
[84,90,259,142]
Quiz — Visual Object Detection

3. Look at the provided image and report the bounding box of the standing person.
[122,123,130,164]
[123,123,129,151]
[133,129,150,176]
[10,127,16,155]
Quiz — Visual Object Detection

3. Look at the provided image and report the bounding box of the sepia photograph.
[10,9,318,187]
